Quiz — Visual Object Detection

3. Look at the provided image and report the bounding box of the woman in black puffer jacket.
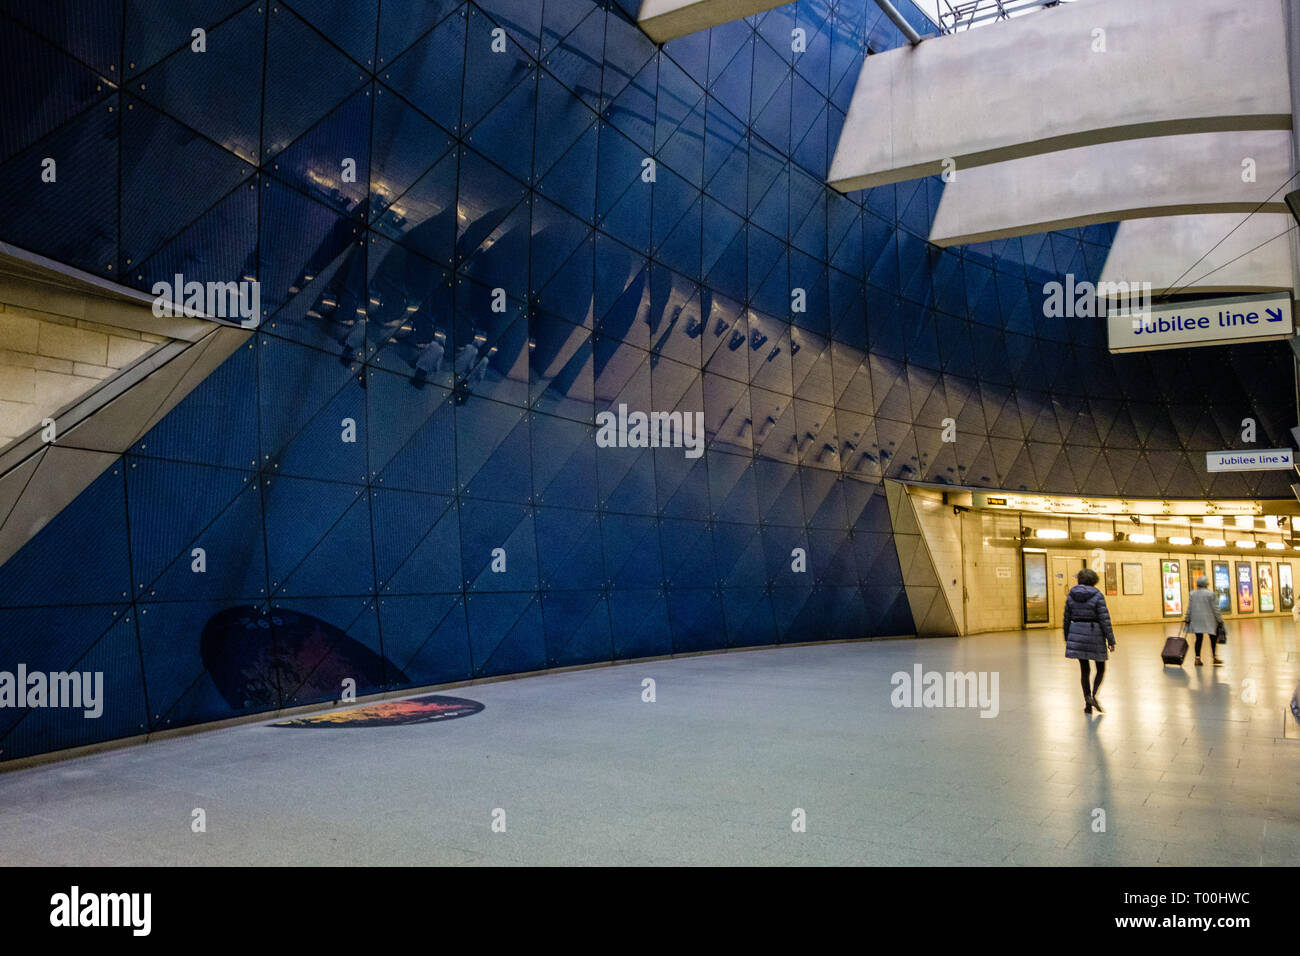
[1063,568,1116,714]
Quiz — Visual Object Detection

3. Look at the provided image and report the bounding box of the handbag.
[1215,620,1227,645]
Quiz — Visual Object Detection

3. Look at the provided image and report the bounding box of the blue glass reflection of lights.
[0,0,1294,762]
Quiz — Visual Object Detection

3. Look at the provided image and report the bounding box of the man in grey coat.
[1185,576,1225,666]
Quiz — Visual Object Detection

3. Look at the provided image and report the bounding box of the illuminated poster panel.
[1258,563,1275,612]
[1023,551,1048,625]
[1280,563,1294,611]
[1188,559,1206,584]
[1236,562,1254,613]
[1161,560,1182,617]
[1212,562,1231,612]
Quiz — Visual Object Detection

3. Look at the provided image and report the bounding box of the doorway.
[1051,555,1088,627]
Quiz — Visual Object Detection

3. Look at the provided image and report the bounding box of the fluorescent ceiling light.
[1083,531,1113,541]
[1035,529,1068,539]
[1234,540,1256,549]
[1168,536,1193,545]
[1265,542,1285,550]
[1204,538,1226,548]
[1128,533,1155,544]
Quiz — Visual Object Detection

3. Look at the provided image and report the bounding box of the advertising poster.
[1022,551,1048,624]
[1161,560,1182,617]
[1258,563,1275,613]
[1280,563,1294,611]
[1104,562,1117,595]
[1122,562,1143,595]
[1236,562,1254,613]
[1213,562,1232,612]
[1188,559,1206,585]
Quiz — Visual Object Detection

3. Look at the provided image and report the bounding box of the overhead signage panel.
[970,492,1264,515]
[1108,292,1292,353]
[1205,448,1295,472]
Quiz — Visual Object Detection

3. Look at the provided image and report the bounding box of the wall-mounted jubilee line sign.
[1108,292,1293,353]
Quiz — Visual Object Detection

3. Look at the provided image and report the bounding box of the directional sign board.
[1205,448,1295,473]
[1108,292,1292,353]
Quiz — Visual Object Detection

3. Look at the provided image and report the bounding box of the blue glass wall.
[0,0,1293,761]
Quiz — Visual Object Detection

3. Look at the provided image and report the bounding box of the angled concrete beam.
[637,0,787,44]
[0,243,219,342]
[931,131,1295,246]
[0,325,249,568]
[829,0,1292,191]
[1100,213,1295,295]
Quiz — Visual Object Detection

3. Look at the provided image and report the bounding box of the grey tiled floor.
[1,617,1297,866]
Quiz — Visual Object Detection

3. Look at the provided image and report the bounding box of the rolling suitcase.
[1161,625,1189,666]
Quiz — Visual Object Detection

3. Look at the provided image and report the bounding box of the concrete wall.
[960,510,1025,633]
[1032,546,1295,628]
[904,494,1297,632]
[885,480,960,636]
[903,491,1027,634]
[930,130,1294,247]
[908,491,964,629]
[0,299,167,447]
[637,0,786,43]
[829,0,1292,191]
[1101,212,1295,293]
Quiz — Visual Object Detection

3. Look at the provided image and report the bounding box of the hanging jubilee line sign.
[1205,448,1295,473]
[1108,292,1293,353]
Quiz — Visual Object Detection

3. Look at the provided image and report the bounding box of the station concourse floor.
[1,618,1297,866]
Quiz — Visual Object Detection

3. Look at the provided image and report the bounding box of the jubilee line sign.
[1108,292,1293,353]
[1205,448,1295,473]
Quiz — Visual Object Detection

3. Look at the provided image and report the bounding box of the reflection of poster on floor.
[1236,562,1254,613]
[1213,562,1232,612]
[1104,562,1117,595]
[1280,563,1294,611]
[1258,563,1275,612]
[1161,560,1182,617]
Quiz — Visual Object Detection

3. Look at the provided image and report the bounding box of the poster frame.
[1121,562,1143,596]
[1161,559,1183,618]
[1235,561,1255,614]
